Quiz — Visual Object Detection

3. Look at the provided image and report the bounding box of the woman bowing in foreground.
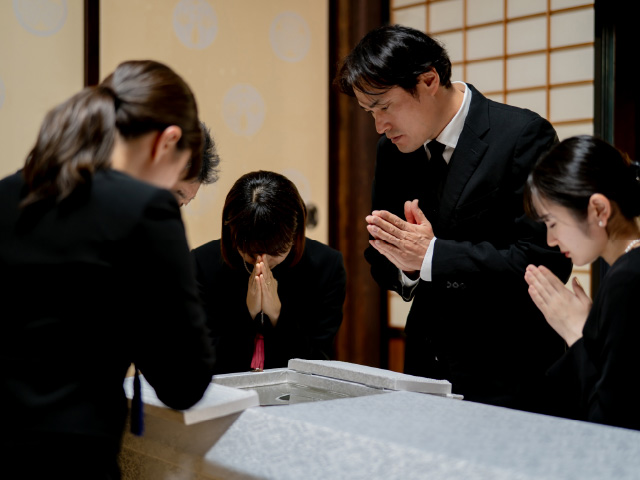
[524,135,640,430]
[1,60,216,478]
[193,170,346,373]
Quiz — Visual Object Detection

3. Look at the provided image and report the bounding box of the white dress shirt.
[400,82,472,290]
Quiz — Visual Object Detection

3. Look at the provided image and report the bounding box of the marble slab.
[212,368,387,404]
[288,358,453,395]
[202,391,640,480]
[123,375,259,425]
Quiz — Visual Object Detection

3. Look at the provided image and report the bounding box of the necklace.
[624,239,640,254]
[243,260,253,275]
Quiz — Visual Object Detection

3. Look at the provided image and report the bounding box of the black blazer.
[547,248,640,430]
[192,238,346,374]
[0,170,215,474]
[366,84,573,411]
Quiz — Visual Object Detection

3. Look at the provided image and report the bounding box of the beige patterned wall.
[0,0,84,179]
[101,0,329,249]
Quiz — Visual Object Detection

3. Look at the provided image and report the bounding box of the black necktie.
[426,141,448,214]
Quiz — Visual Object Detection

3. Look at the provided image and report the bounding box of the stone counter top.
[121,362,640,479]
[204,391,640,480]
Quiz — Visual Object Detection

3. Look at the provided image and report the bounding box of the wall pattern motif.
[222,83,266,137]
[173,0,218,50]
[12,0,67,36]
[269,11,311,62]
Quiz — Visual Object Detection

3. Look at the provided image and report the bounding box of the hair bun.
[98,85,121,110]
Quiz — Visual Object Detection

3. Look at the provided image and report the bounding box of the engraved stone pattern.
[288,359,452,395]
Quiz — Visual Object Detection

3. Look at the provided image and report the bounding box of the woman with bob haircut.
[0,60,215,478]
[192,170,346,374]
[523,135,640,430]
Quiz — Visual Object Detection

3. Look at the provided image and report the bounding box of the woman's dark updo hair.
[21,87,116,207]
[101,60,202,180]
[221,171,307,268]
[524,135,640,224]
[21,60,202,207]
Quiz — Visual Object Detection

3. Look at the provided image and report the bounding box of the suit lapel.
[438,84,490,226]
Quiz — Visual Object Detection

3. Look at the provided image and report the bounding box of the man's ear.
[589,193,611,227]
[417,68,439,93]
[151,126,183,163]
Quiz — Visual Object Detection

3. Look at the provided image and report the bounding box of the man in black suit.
[337,25,572,412]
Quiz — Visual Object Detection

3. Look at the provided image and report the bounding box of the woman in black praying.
[192,170,346,373]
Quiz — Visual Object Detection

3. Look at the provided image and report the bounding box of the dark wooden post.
[328,0,389,367]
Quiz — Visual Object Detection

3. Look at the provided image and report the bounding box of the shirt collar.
[424,82,472,151]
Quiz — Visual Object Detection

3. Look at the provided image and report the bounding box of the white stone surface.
[288,359,453,395]
[121,364,640,480]
[203,391,640,480]
[123,375,259,425]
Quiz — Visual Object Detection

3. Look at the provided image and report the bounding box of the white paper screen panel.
[507,0,546,17]
[550,84,594,122]
[550,47,594,84]
[467,24,503,59]
[507,16,547,54]
[437,32,464,62]
[507,54,547,90]
[551,9,595,48]
[392,0,422,7]
[394,6,427,32]
[467,0,503,25]
[467,59,504,92]
[430,0,464,31]
[552,0,593,9]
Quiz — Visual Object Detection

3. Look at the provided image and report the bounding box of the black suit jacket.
[366,84,573,411]
[0,170,215,474]
[192,238,346,374]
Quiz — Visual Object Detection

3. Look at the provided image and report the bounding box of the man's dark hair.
[336,24,452,97]
[197,121,220,185]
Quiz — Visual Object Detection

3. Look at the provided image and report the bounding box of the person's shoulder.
[192,239,225,271]
[0,171,24,196]
[92,170,179,217]
[94,169,169,201]
[0,170,22,184]
[303,238,344,264]
[605,249,640,289]
[192,238,222,258]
